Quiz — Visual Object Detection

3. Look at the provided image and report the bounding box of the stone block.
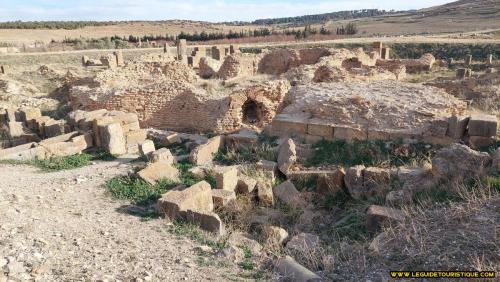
[344,165,365,199]
[307,120,333,138]
[183,210,225,235]
[139,140,156,158]
[468,114,497,137]
[257,181,274,207]
[273,181,305,207]
[286,233,320,252]
[366,205,405,233]
[156,181,214,220]
[263,226,288,245]
[213,166,239,191]
[237,176,257,194]
[212,189,236,208]
[101,122,126,155]
[43,119,63,138]
[363,167,390,197]
[189,136,224,165]
[7,122,25,138]
[277,138,297,174]
[334,125,366,141]
[125,129,147,147]
[447,116,469,139]
[138,162,180,185]
[274,256,321,282]
[150,148,176,165]
[315,168,346,195]
[256,160,278,179]
[271,114,308,136]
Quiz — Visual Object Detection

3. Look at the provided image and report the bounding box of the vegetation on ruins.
[0,152,117,171]
[305,139,436,168]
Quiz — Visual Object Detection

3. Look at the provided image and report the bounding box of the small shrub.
[105,175,177,206]
[306,139,435,168]
[33,153,94,171]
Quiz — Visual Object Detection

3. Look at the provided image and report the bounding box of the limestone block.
[263,226,288,245]
[273,181,305,207]
[271,115,308,136]
[256,160,278,179]
[101,122,126,155]
[189,136,224,165]
[469,136,495,149]
[214,166,238,191]
[138,162,180,185]
[237,176,257,194]
[277,138,297,174]
[274,256,321,282]
[125,129,147,147]
[307,120,334,138]
[257,181,274,207]
[139,140,156,158]
[212,189,236,208]
[363,167,391,197]
[334,125,366,141]
[182,210,225,235]
[344,165,365,199]
[150,148,176,165]
[156,181,213,220]
[468,114,497,137]
[366,205,405,233]
[432,144,491,181]
[447,116,469,139]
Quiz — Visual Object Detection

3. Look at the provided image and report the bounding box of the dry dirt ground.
[0,160,247,282]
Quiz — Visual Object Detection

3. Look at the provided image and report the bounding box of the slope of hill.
[0,0,498,44]
[324,0,500,36]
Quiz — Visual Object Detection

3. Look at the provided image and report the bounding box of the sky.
[0,0,455,22]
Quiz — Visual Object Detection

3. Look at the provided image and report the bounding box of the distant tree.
[345,23,358,35]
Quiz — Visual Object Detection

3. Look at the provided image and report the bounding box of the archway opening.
[242,99,261,125]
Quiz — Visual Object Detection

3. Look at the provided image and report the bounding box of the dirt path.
[0,160,244,281]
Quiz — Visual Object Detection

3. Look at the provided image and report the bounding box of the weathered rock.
[344,165,365,199]
[226,129,258,148]
[274,256,321,282]
[138,162,180,185]
[228,232,263,256]
[139,140,156,159]
[189,136,224,165]
[362,167,390,196]
[317,172,346,196]
[368,231,389,253]
[101,122,126,155]
[273,181,305,207]
[432,144,491,181]
[385,189,412,206]
[212,189,236,208]
[278,138,297,174]
[213,166,238,191]
[216,246,245,262]
[366,205,405,233]
[256,159,278,178]
[150,148,176,165]
[236,175,257,194]
[156,181,213,220]
[257,181,274,207]
[263,225,289,245]
[286,233,320,253]
[468,114,498,137]
[182,209,225,235]
[189,166,206,179]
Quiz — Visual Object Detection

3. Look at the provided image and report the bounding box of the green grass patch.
[215,143,277,165]
[105,175,178,206]
[331,211,368,242]
[306,139,435,168]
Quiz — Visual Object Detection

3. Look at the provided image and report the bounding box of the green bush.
[32,153,94,171]
[306,139,435,168]
[105,175,177,206]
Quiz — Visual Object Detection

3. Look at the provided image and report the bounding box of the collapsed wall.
[269,80,475,144]
[70,60,291,133]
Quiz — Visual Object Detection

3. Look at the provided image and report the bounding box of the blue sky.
[0,0,454,22]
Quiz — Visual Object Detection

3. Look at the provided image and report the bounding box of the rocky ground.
[0,159,248,282]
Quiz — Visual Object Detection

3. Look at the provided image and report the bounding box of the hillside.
[0,0,499,45]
